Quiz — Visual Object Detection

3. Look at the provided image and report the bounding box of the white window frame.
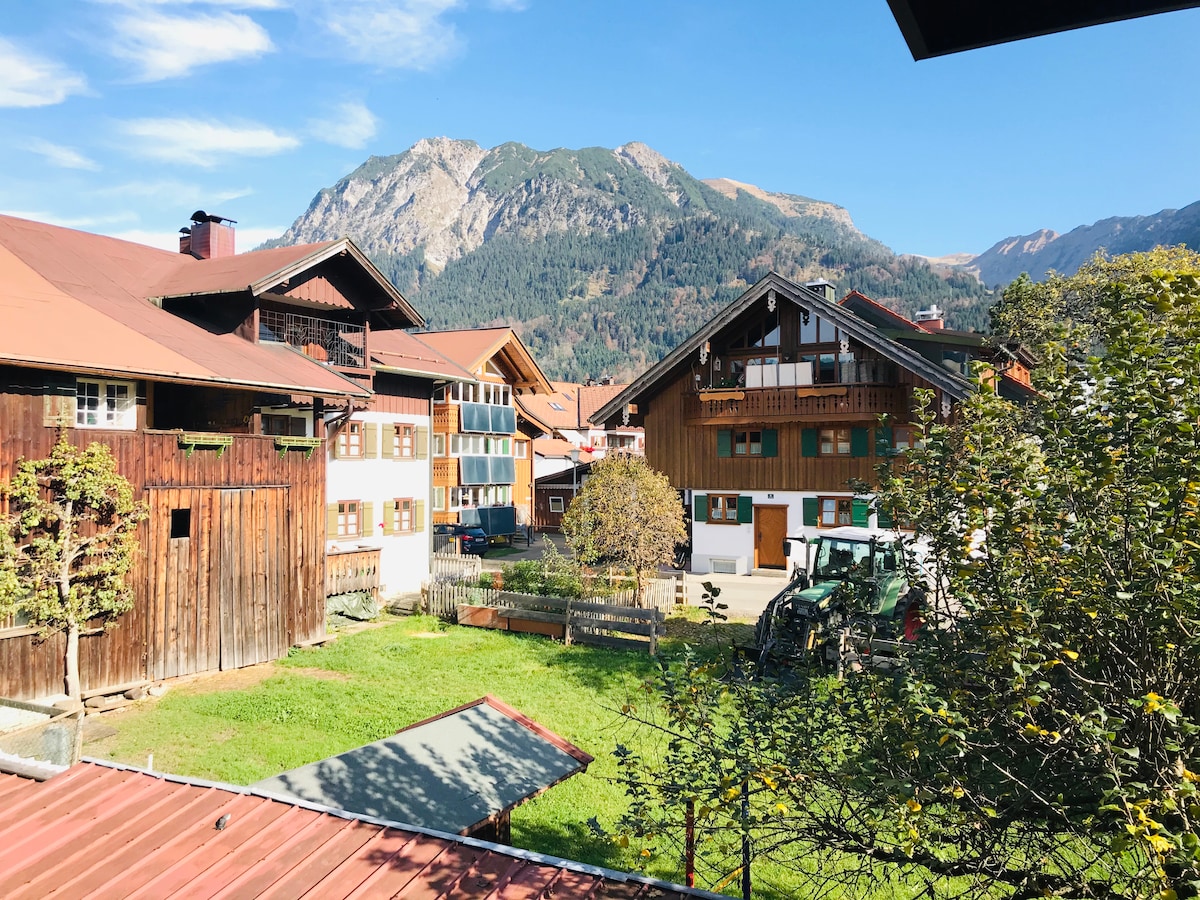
[433,486,446,511]
[76,378,137,430]
[549,496,565,513]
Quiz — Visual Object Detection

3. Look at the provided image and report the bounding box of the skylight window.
[549,402,565,411]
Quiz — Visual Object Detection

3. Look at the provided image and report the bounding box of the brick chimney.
[181,210,236,259]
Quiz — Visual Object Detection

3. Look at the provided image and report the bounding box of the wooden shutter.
[761,429,778,457]
[737,495,753,524]
[363,423,379,459]
[414,500,426,532]
[693,494,708,522]
[325,503,339,539]
[416,426,429,460]
[802,497,819,526]
[381,425,395,459]
[877,503,895,529]
[851,499,871,527]
[361,501,374,537]
[381,500,394,535]
[716,429,732,458]
[850,427,870,458]
[330,432,341,460]
[801,428,819,457]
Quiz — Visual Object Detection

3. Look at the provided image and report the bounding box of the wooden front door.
[754,505,789,569]
[147,487,290,678]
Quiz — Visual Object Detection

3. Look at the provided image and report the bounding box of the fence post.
[564,596,573,646]
[649,610,660,656]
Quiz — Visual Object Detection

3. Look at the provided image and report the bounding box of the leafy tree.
[561,454,685,604]
[616,256,1200,899]
[4,437,145,703]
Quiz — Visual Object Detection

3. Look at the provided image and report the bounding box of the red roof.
[0,215,370,398]
[370,330,474,382]
[0,760,712,899]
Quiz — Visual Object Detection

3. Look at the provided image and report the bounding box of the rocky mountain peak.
[614,142,678,188]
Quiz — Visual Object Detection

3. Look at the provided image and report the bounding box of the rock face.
[270,138,993,381]
[958,201,1200,287]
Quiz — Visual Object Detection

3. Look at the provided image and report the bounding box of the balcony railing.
[260,309,366,369]
[684,384,909,423]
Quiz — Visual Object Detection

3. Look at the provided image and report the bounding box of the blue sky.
[2,0,1198,257]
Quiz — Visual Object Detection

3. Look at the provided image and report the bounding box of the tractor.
[753,526,931,675]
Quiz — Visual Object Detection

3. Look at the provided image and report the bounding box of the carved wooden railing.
[325,548,381,601]
[684,385,909,422]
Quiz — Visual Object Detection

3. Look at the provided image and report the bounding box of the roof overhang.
[887,0,1200,60]
[593,272,971,428]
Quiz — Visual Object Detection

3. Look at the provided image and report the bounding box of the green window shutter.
[801,428,818,458]
[716,429,732,458]
[761,429,778,458]
[851,498,870,527]
[363,423,379,459]
[414,500,426,532]
[381,426,395,459]
[326,503,339,539]
[737,495,753,524]
[361,501,374,537]
[877,503,895,529]
[381,501,394,536]
[875,426,893,456]
[694,494,708,522]
[802,497,819,526]
[416,426,429,460]
[850,427,869,458]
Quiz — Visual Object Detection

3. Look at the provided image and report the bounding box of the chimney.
[804,279,837,302]
[183,210,237,259]
[913,305,945,330]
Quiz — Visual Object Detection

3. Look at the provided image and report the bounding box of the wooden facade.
[0,370,328,700]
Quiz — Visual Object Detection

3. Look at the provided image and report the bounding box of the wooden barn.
[0,213,419,701]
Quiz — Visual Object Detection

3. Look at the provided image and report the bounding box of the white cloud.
[92,180,253,205]
[110,9,273,80]
[315,0,463,70]
[108,224,284,251]
[486,0,528,9]
[28,139,100,171]
[309,101,378,149]
[0,209,137,229]
[0,37,88,107]
[120,117,300,167]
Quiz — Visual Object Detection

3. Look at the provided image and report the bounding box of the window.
[262,414,305,436]
[433,486,445,511]
[391,498,414,533]
[819,497,854,527]
[734,430,762,456]
[549,402,565,411]
[893,426,921,452]
[820,427,852,456]
[394,424,415,458]
[549,496,565,513]
[337,500,361,537]
[433,433,446,456]
[169,508,191,540]
[514,440,528,459]
[76,378,136,429]
[708,494,740,524]
[337,422,363,458]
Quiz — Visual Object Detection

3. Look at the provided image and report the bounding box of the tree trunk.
[65,619,81,702]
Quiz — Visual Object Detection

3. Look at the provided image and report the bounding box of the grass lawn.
[87,613,787,895]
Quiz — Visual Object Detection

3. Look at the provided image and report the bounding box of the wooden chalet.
[417,328,554,537]
[592,273,973,576]
[0,213,417,701]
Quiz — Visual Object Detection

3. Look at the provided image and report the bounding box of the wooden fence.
[326,549,381,604]
[430,551,482,584]
[454,591,666,655]
[425,574,682,619]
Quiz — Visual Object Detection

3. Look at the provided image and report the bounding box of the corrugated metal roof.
[0,215,370,398]
[0,759,716,899]
[252,696,593,836]
[419,328,554,394]
[370,330,476,382]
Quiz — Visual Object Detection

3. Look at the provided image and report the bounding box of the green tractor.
[754,526,929,674]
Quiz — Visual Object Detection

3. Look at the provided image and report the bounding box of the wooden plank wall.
[643,368,941,494]
[0,374,326,700]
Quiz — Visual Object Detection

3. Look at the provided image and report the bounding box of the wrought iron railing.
[260,309,366,368]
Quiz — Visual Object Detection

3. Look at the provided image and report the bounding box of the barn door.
[218,488,289,671]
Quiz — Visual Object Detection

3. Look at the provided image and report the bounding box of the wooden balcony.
[683,384,909,425]
[433,458,458,486]
[326,548,380,604]
[433,404,459,434]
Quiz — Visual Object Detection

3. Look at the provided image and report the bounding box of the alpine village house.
[0,212,468,701]
[593,272,1033,576]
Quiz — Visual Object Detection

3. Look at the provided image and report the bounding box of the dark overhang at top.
[887,0,1200,60]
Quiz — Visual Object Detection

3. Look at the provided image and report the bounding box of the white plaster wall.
[326,410,432,596]
[689,489,873,575]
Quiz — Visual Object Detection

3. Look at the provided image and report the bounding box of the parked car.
[434,523,489,556]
